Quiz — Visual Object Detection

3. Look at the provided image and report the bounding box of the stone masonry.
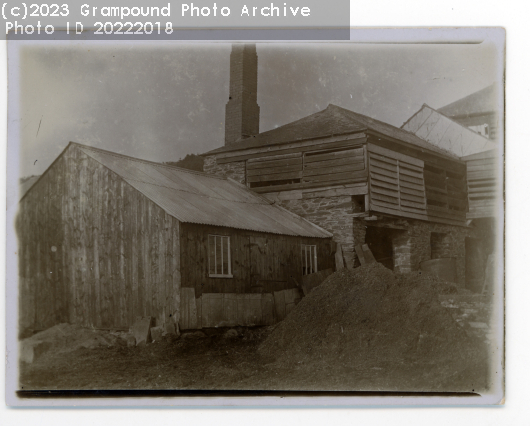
[279,195,364,269]
[203,155,246,184]
[365,216,476,286]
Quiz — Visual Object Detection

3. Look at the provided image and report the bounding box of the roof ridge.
[73,142,228,181]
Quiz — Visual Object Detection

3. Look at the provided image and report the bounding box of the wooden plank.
[273,290,287,321]
[247,157,303,170]
[303,162,364,177]
[252,173,368,193]
[335,243,345,270]
[216,136,366,163]
[304,156,364,170]
[400,205,428,215]
[207,293,224,327]
[467,170,497,180]
[371,184,399,198]
[467,164,496,172]
[400,187,425,199]
[398,161,424,173]
[426,191,448,204]
[370,158,398,173]
[398,167,423,179]
[370,177,399,191]
[400,199,426,209]
[400,180,425,191]
[370,203,466,226]
[371,166,398,180]
[367,143,424,167]
[361,244,376,264]
[248,294,263,326]
[372,192,399,204]
[303,171,364,183]
[399,173,424,186]
[224,293,238,326]
[355,244,366,265]
[247,163,302,177]
[302,184,368,199]
[305,150,364,165]
[261,294,275,325]
[368,151,398,166]
[400,192,425,203]
[447,198,467,210]
[372,198,404,210]
[247,170,303,183]
[247,152,302,163]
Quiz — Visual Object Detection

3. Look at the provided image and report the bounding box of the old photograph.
[8,36,504,397]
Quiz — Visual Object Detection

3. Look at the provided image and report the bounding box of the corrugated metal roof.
[76,144,331,239]
[401,104,496,157]
[203,104,458,159]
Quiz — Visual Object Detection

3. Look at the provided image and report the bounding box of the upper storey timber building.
[203,104,476,282]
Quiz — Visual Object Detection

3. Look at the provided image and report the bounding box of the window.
[302,244,318,275]
[208,235,232,277]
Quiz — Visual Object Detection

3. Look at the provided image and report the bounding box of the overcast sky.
[13,40,500,177]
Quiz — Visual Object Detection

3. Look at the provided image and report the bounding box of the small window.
[208,235,232,278]
[302,244,317,275]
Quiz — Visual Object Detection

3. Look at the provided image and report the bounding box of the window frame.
[302,244,318,275]
[208,234,233,278]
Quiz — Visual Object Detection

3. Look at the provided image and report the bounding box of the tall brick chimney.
[224,44,260,145]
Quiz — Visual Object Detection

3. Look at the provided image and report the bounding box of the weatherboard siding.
[179,223,334,299]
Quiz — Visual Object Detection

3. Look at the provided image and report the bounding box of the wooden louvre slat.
[303,155,364,170]
[246,157,303,170]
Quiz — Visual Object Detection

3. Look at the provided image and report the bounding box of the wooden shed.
[16,142,333,334]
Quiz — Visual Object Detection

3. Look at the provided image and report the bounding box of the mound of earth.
[20,323,128,364]
[258,263,486,391]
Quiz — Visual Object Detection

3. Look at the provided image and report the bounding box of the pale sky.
[13,41,500,177]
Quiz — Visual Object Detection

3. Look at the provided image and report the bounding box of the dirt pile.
[20,323,128,364]
[259,263,484,372]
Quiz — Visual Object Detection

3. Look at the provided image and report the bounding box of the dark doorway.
[365,226,396,270]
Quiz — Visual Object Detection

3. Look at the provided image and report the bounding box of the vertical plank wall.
[179,223,334,298]
[16,145,182,331]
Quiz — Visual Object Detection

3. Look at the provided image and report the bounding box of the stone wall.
[278,196,364,269]
[203,155,246,184]
[366,217,475,286]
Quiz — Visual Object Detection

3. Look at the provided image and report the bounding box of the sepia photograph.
[6,35,504,400]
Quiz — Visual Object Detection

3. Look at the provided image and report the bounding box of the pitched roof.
[401,104,496,157]
[73,143,331,239]
[438,83,498,117]
[203,104,458,159]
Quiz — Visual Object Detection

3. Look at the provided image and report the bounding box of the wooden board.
[216,136,366,164]
[179,287,198,330]
[361,244,377,264]
[355,244,367,265]
[261,293,275,325]
[273,290,287,321]
[335,243,345,270]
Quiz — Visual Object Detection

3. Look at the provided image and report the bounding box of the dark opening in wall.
[365,226,404,271]
[352,195,365,213]
[430,232,450,259]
